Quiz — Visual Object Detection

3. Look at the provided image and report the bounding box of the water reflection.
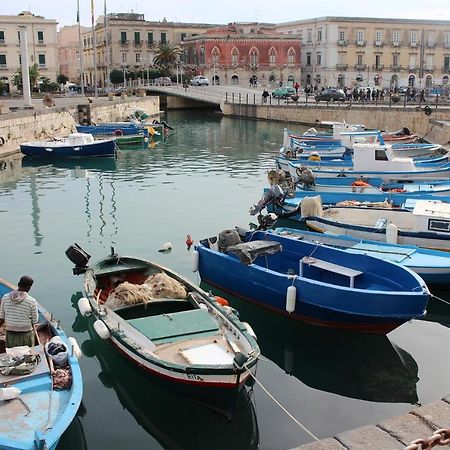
[72,299,259,450]
[57,415,88,450]
[202,284,419,404]
[21,156,117,173]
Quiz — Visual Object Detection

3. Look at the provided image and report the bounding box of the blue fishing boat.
[0,278,83,450]
[194,229,430,334]
[76,122,148,136]
[20,133,116,158]
[271,228,450,285]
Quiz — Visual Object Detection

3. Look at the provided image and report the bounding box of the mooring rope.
[430,294,450,307]
[244,364,319,441]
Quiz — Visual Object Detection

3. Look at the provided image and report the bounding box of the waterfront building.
[0,11,58,92]
[276,16,450,91]
[81,13,219,88]
[181,22,301,87]
[58,25,89,84]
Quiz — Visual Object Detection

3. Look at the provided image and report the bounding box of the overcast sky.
[1,0,450,28]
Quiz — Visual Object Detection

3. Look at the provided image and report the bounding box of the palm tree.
[152,44,182,74]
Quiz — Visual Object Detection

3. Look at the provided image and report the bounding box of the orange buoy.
[215,296,229,306]
[186,234,194,249]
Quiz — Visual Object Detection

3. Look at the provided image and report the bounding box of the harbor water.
[1,110,450,449]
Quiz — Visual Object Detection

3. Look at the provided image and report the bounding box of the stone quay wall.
[221,102,450,146]
[0,96,160,157]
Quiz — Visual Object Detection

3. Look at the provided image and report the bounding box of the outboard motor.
[257,212,278,230]
[65,243,91,275]
[249,184,285,216]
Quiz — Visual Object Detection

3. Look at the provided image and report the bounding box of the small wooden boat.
[271,227,450,285]
[0,278,83,450]
[20,133,116,158]
[305,199,450,251]
[195,229,429,334]
[65,246,260,411]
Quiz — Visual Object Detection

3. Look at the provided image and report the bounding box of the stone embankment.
[0,95,160,158]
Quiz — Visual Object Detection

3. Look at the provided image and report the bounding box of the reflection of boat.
[202,284,420,404]
[66,247,260,414]
[196,229,429,334]
[20,133,116,158]
[21,155,117,172]
[0,278,83,450]
[81,313,259,450]
[55,415,88,450]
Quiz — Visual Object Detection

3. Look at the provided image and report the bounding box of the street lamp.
[121,63,127,88]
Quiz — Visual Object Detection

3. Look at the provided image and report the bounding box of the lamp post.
[121,64,127,88]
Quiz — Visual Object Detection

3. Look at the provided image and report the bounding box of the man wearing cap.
[0,276,38,348]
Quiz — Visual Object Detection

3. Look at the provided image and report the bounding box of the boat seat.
[128,309,219,344]
[300,256,363,288]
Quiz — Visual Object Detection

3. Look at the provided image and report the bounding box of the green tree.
[57,73,69,85]
[110,69,124,85]
[11,63,40,91]
[152,44,182,74]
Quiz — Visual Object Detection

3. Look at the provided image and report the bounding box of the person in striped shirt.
[0,275,38,348]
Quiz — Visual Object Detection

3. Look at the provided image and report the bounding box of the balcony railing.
[0,63,7,69]
[337,40,347,46]
[424,65,435,72]
[426,42,436,48]
[409,42,419,48]
[354,64,367,70]
[38,64,46,69]
[37,39,44,45]
[146,40,154,47]
[443,66,450,72]
[445,42,450,48]
[390,65,403,71]
[133,40,142,47]
[355,40,366,46]
[391,41,401,47]
[374,41,384,47]
[119,40,129,46]
[409,66,419,72]
[372,64,384,70]
[0,39,4,45]
[336,63,348,70]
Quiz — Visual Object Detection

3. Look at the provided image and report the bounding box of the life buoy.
[114,129,123,136]
[424,105,432,116]
[215,296,229,306]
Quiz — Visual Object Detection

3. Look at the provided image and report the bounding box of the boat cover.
[226,240,282,265]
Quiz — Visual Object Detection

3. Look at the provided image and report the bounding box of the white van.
[190,76,209,86]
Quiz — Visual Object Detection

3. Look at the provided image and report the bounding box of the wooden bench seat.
[300,256,363,288]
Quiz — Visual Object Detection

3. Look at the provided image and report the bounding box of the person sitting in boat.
[0,276,38,348]
[308,152,321,162]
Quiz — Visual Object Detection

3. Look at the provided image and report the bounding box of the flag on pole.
[76,0,80,23]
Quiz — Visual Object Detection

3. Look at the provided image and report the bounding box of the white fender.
[93,320,110,340]
[158,242,172,252]
[242,322,257,340]
[191,249,199,272]
[386,223,398,244]
[0,387,21,401]
[68,337,82,359]
[78,297,92,317]
[286,285,296,313]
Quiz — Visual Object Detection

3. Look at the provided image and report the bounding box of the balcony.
[0,64,7,69]
[356,40,366,46]
[354,64,367,70]
[443,66,450,72]
[37,39,44,45]
[424,65,435,73]
[133,40,142,47]
[409,42,419,48]
[409,65,419,72]
[374,41,384,47]
[390,65,403,72]
[372,64,384,70]
[38,64,46,69]
[391,41,401,47]
[119,40,129,46]
[444,42,450,48]
[336,63,348,70]
[337,40,347,46]
[426,42,436,48]
[146,40,154,47]
[0,40,4,46]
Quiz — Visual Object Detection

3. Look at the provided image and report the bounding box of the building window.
[393,54,399,66]
[121,52,127,63]
[338,30,346,42]
[120,31,127,44]
[410,31,417,45]
[147,32,153,45]
[306,53,311,65]
[181,33,186,41]
[426,55,434,69]
[356,30,364,44]
[0,30,4,44]
[375,54,381,68]
[316,53,321,65]
[0,54,6,67]
[134,32,140,44]
[135,53,141,63]
[161,32,167,44]
[357,54,363,65]
[392,31,400,44]
[269,49,276,64]
[427,31,434,46]
[37,30,44,44]
[317,29,322,42]
[231,48,239,65]
[38,54,46,67]
[444,56,450,71]
[307,29,312,43]
[409,54,417,69]
[445,32,450,47]
[200,46,205,64]
[250,50,258,66]
[375,31,382,44]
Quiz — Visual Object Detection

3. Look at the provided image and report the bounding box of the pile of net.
[52,367,72,390]
[105,272,188,308]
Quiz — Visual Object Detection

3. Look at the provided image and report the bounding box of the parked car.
[154,77,172,86]
[272,86,295,99]
[190,76,210,86]
[315,88,346,102]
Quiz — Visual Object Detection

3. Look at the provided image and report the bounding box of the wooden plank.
[301,256,363,278]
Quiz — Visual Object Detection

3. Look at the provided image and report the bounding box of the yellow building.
[82,13,219,88]
[0,11,58,92]
[276,16,450,91]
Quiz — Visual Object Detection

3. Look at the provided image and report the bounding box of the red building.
[181,22,301,87]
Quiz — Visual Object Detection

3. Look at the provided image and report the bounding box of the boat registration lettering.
[187,374,204,381]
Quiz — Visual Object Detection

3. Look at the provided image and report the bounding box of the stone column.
[18,26,32,108]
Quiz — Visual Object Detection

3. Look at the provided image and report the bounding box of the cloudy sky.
[1,0,450,28]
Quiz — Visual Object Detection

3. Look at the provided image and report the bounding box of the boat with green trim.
[65,245,260,412]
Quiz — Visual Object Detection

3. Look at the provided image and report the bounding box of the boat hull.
[20,139,116,158]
